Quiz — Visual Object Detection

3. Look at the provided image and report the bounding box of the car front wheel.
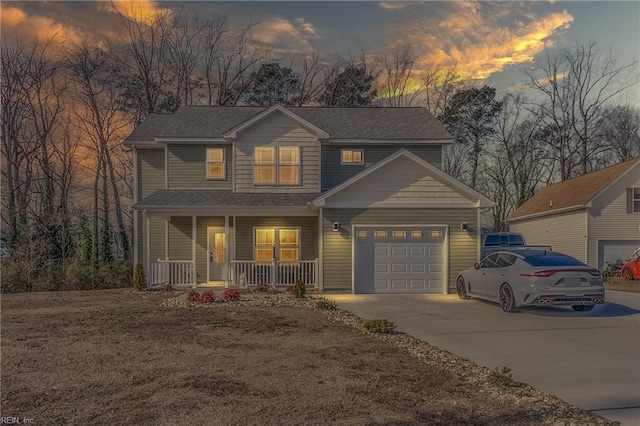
[499,284,518,313]
[572,305,594,312]
[621,268,634,281]
[456,276,470,300]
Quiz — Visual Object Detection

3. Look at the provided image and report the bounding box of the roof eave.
[507,205,587,222]
[223,105,330,140]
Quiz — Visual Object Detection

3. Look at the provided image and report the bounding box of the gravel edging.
[158,291,615,426]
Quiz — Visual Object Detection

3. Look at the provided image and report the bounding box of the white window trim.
[206,148,226,180]
[340,149,364,165]
[253,226,301,261]
[253,146,301,186]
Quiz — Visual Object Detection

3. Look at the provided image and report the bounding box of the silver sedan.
[456,250,605,312]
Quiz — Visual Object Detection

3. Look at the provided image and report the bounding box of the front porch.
[148,258,319,289]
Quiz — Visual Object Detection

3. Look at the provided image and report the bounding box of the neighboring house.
[507,158,640,268]
[125,105,492,293]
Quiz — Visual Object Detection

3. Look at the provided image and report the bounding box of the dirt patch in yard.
[1,289,612,425]
[605,277,640,293]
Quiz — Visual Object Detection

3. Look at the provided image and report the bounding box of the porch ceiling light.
[333,222,340,232]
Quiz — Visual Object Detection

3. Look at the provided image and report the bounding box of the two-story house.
[125,105,493,294]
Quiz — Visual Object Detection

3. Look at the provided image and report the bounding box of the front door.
[207,227,226,282]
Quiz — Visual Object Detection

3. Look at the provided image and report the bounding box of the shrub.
[489,366,514,386]
[162,283,174,293]
[363,319,395,334]
[292,277,306,298]
[222,288,240,302]
[285,285,294,294]
[133,263,146,291]
[315,297,337,310]
[200,290,216,304]
[255,282,269,292]
[186,289,200,303]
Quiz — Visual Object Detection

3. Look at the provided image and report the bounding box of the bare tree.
[166,10,205,106]
[66,40,133,261]
[291,51,328,106]
[596,105,640,164]
[526,42,639,178]
[423,64,468,118]
[375,44,423,107]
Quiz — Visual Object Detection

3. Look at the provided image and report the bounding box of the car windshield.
[523,254,586,267]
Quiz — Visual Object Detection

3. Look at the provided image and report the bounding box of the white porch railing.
[149,259,195,288]
[229,259,318,288]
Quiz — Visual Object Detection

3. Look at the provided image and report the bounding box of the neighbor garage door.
[598,240,640,266]
[354,226,446,294]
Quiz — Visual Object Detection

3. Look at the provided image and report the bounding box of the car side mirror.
[474,263,480,270]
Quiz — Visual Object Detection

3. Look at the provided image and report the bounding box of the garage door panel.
[355,226,446,294]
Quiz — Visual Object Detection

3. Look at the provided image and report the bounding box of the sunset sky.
[2,1,639,103]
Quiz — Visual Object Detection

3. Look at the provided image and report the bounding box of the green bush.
[293,276,306,298]
[133,263,146,291]
[363,319,396,334]
[315,297,337,310]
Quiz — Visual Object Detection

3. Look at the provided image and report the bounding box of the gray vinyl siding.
[587,166,640,266]
[510,210,587,263]
[234,111,320,193]
[195,217,225,283]
[137,149,165,198]
[322,208,478,292]
[168,144,232,189]
[235,217,318,261]
[321,145,442,190]
[168,217,192,260]
[138,213,166,266]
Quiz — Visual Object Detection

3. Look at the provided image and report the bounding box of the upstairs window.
[341,149,364,165]
[254,146,300,185]
[206,148,225,179]
[254,147,275,185]
[634,188,640,213]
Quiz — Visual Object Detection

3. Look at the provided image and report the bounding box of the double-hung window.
[634,188,640,213]
[253,146,300,185]
[206,148,225,179]
[341,149,364,165]
[254,228,300,262]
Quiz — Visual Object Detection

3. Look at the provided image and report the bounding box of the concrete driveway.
[327,290,640,425]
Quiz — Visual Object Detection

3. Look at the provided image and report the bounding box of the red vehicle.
[621,248,640,281]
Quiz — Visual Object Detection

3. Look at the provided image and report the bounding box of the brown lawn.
[1,290,609,425]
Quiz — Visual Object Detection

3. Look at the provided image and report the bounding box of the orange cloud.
[253,17,319,54]
[396,3,574,81]
[0,4,81,45]
[378,2,410,10]
[105,0,169,23]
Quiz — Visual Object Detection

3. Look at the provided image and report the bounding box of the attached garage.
[353,225,447,293]
[598,240,640,267]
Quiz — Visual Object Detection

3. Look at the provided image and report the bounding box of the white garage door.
[598,240,640,266]
[354,226,446,294]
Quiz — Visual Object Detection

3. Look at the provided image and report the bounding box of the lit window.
[254,228,299,262]
[411,231,423,239]
[357,230,368,239]
[278,147,300,185]
[393,231,406,238]
[429,230,442,239]
[254,147,275,185]
[341,149,364,165]
[206,148,225,179]
[254,146,300,185]
[374,231,387,238]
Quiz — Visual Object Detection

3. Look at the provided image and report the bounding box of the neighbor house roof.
[125,105,452,144]
[134,190,318,210]
[508,158,640,221]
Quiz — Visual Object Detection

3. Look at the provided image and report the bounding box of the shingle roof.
[508,158,640,221]
[125,106,452,142]
[134,190,318,209]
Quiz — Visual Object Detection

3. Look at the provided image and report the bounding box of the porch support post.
[224,215,229,288]
[145,210,151,289]
[317,207,324,291]
[192,216,197,288]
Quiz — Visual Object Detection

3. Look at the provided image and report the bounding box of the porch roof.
[135,190,319,210]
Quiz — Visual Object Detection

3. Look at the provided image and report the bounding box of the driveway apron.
[328,291,640,425]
